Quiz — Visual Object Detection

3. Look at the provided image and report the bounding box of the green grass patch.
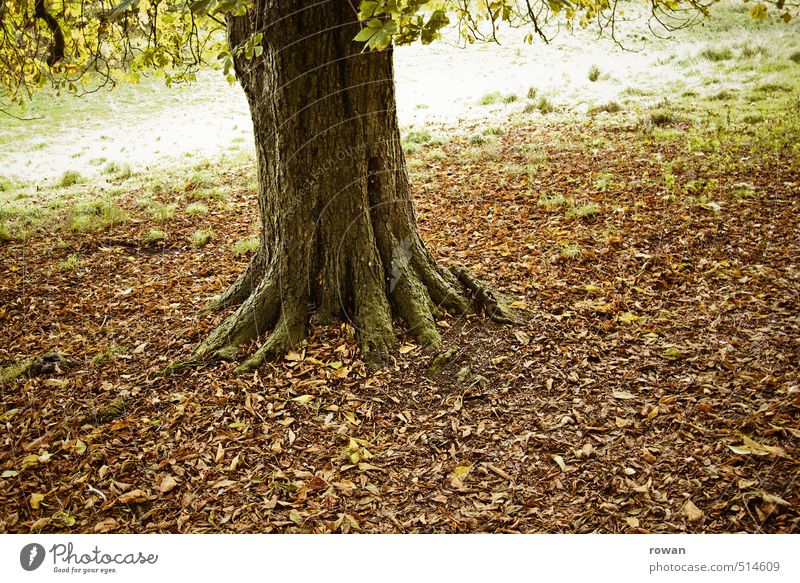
[232,235,260,257]
[191,229,214,248]
[699,46,734,62]
[58,254,81,271]
[405,129,434,144]
[565,202,601,219]
[186,202,209,215]
[143,228,166,243]
[70,199,128,232]
[147,201,177,222]
[537,193,570,209]
[58,170,85,188]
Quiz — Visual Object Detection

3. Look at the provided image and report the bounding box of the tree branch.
[34,0,65,66]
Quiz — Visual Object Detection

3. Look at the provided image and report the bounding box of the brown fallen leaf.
[159,475,179,494]
[94,517,119,533]
[682,499,704,522]
[118,489,149,504]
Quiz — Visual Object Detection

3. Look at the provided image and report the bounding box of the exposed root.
[194,273,280,360]
[391,268,441,348]
[451,267,519,325]
[350,252,398,358]
[235,309,305,374]
[414,253,471,315]
[202,250,267,313]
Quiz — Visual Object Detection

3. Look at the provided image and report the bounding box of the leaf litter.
[1,115,798,534]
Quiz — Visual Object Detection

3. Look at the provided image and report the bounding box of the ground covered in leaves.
[1,105,799,533]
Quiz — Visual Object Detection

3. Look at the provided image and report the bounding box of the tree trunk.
[195,1,513,372]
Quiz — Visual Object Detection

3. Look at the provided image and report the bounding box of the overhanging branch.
[34,0,65,66]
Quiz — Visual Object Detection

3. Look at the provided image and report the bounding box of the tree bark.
[195,0,513,372]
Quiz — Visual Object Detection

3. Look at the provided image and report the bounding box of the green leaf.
[189,0,217,16]
[1,470,19,478]
[108,0,138,21]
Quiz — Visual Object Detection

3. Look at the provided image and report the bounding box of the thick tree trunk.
[195,1,513,372]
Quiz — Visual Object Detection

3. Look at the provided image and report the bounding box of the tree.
[2,0,793,371]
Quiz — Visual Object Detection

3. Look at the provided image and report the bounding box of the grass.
[700,46,734,62]
[469,134,494,145]
[191,229,214,248]
[525,96,554,114]
[147,201,178,222]
[559,244,582,260]
[102,161,133,179]
[58,254,81,271]
[588,101,622,115]
[232,235,260,257]
[70,199,128,232]
[144,229,166,243]
[588,64,601,82]
[186,202,209,215]
[648,108,677,127]
[537,193,570,209]
[479,92,503,106]
[791,51,800,64]
[58,170,85,188]
[478,92,517,106]
[593,172,615,192]
[565,202,601,219]
[405,129,434,144]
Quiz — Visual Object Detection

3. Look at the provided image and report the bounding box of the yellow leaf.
[291,394,314,405]
[21,454,39,469]
[285,350,303,362]
[728,436,787,458]
[450,464,472,480]
[626,516,640,528]
[619,312,639,324]
[748,3,768,21]
[72,439,87,455]
[398,344,417,354]
[551,454,567,472]
[30,493,45,509]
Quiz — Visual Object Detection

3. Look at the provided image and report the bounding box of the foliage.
[2,0,796,106]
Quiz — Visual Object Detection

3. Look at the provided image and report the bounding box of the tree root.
[201,250,266,313]
[451,267,519,325]
[194,273,281,360]
[235,309,305,374]
[186,253,517,373]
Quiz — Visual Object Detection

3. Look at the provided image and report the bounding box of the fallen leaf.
[94,518,119,533]
[612,390,636,400]
[30,493,45,509]
[682,499,704,522]
[551,455,567,472]
[118,489,149,504]
[159,475,179,494]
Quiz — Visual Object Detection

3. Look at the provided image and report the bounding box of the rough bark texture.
[195,1,512,372]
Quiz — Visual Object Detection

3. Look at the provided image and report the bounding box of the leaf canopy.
[0,0,794,105]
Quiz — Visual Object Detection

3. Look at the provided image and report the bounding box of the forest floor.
[1,6,800,534]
